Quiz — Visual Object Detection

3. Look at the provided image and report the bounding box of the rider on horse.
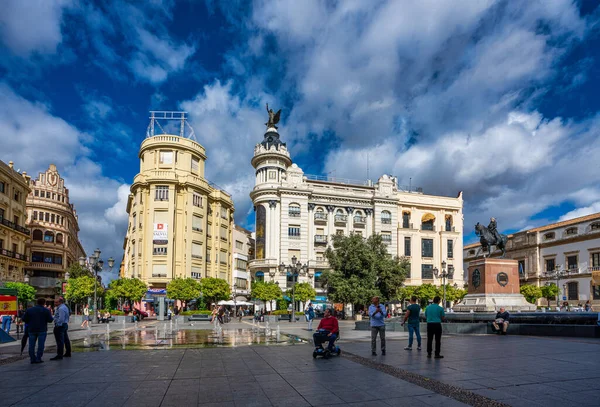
[488,217,502,245]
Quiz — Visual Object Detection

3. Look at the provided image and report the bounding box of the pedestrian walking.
[401,296,422,351]
[425,296,445,359]
[305,302,315,331]
[237,307,244,322]
[22,298,54,364]
[51,297,71,360]
[369,296,386,356]
[81,304,90,329]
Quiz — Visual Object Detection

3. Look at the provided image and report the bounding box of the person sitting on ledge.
[313,308,339,352]
[493,307,510,335]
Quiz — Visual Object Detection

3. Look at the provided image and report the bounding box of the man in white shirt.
[51,297,71,360]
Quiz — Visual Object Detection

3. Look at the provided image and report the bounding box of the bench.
[99,317,115,323]
[277,314,301,322]
[187,314,212,322]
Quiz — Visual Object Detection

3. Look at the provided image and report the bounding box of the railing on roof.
[208,181,232,198]
[304,174,422,192]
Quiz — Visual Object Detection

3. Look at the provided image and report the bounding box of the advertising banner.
[0,295,18,316]
[153,223,168,244]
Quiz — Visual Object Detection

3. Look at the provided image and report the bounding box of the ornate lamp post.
[79,248,114,324]
[232,283,238,315]
[278,256,308,323]
[433,261,454,309]
[544,266,571,307]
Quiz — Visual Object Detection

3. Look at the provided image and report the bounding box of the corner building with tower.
[121,113,234,300]
[249,123,465,309]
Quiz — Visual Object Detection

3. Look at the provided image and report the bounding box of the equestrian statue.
[475,217,508,258]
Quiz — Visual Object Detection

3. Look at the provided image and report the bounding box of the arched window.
[381,210,391,224]
[44,231,54,243]
[314,207,327,221]
[544,232,555,240]
[565,227,578,236]
[288,203,301,217]
[590,223,600,231]
[445,215,453,232]
[421,213,435,231]
[354,210,366,224]
[56,233,64,244]
[33,229,43,241]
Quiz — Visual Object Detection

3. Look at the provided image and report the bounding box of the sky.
[1,0,600,282]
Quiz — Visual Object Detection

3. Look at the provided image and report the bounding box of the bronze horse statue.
[475,222,507,258]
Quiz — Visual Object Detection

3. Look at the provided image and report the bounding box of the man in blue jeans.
[22,298,54,364]
[369,296,386,356]
[401,296,422,351]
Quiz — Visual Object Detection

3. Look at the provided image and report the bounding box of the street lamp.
[79,249,114,324]
[278,255,308,323]
[433,261,454,309]
[544,266,571,307]
[232,283,238,315]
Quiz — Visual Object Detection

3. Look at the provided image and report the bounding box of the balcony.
[421,224,436,232]
[401,222,413,229]
[248,258,280,269]
[0,218,31,236]
[334,215,347,224]
[353,216,366,225]
[153,248,167,256]
[192,226,202,232]
[443,226,457,232]
[0,248,28,261]
[151,273,167,278]
[381,218,392,225]
[310,259,329,268]
[314,212,328,223]
[314,235,327,244]
[288,211,301,218]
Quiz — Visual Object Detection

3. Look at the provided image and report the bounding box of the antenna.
[409,177,412,192]
[366,153,370,180]
[146,111,196,141]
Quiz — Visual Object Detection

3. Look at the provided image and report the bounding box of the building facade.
[121,131,234,295]
[249,126,464,308]
[25,164,86,300]
[464,213,600,306]
[0,160,31,284]
[232,225,255,301]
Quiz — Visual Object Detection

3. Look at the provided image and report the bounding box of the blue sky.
[1,0,600,281]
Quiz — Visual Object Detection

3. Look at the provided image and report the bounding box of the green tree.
[65,276,103,308]
[167,278,202,308]
[288,282,316,304]
[200,277,230,306]
[541,284,559,306]
[66,263,92,279]
[107,278,148,310]
[367,235,409,301]
[4,282,36,306]
[251,281,282,310]
[520,284,543,304]
[414,284,440,308]
[398,286,418,303]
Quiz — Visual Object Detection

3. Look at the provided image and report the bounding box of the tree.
[251,281,282,310]
[398,286,418,303]
[288,282,316,304]
[541,284,559,306]
[367,235,409,301]
[200,277,230,306]
[414,284,440,308]
[66,263,92,279]
[167,278,202,308]
[65,276,103,308]
[520,284,542,304]
[107,278,148,310]
[4,282,36,307]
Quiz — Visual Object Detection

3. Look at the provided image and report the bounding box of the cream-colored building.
[232,225,254,301]
[25,164,86,301]
[249,125,464,308]
[0,160,31,283]
[464,213,600,306]
[121,125,234,293]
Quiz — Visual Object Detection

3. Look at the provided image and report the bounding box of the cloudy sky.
[1,0,599,280]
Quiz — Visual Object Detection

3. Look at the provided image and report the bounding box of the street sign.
[562,296,567,301]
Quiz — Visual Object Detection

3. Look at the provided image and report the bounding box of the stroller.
[312,329,341,359]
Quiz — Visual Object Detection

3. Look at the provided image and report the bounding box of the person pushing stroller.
[312,308,339,352]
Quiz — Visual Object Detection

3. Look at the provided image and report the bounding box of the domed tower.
[249,109,292,281]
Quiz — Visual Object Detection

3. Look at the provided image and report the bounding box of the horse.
[475,222,507,258]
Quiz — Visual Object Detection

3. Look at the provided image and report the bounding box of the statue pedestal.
[454,258,536,312]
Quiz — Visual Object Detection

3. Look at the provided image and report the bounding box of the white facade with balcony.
[232,225,254,301]
[249,126,464,308]
[464,212,600,305]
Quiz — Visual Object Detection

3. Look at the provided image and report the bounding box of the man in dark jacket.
[493,307,510,335]
[22,298,54,364]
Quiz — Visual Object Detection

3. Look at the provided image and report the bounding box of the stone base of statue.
[454,258,536,312]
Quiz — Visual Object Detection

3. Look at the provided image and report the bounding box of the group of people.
[560,300,594,312]
[20,296,72,364]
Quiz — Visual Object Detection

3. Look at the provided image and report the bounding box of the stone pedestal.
[454,258,536,312]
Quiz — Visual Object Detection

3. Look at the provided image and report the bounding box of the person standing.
[425,296,445,359]
[237,307,244,322]
[81,304,90,329]
[1,312,13,333]
[369,296,386,356]
[401,296,422,351]
[51,297,71,360]
[305,302,315,331]
[22,298,54,364]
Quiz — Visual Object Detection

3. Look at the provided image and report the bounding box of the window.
[421,239,433,258]
[288,226,300,238]
[566,227,577,235]
[469,250,475,255]
[13,215,19,226]
[381,232,392,243]
[567,282,578,301]
[191,242,202,259]
[404,237,411,256]
[0,239,3,249]
[56,233,63,244]
[591,223,600,231]
[235,278,248,289]
[13,189,20,202]
[220,207,227,219]
[44,231,54,243]
[593,286,600,300]
[402,212,410,228]
[518,260,525,275]
[152,264,168,278]
[447,240,454,258]
[34,189,38,197]
[236,259,247,270]
[545,258,555,272]
[544,232,555,240]
[159,151,173,164]
[0,208,3,221]
[155,186,169,201]
[191,267,202,280]
[219,251,227,264]
[592,253,600,268]
[0,181,4,194]
[31,252,43,262]
[206,248,211,263]
[381,211,391,224]
[153,246,167,256]
[193,193,202,207]
[12,243,17,254]
[192,216,202,232]
[567,255,578,271]
[132,213,136,230]
[220,226,228,241]
[191,157,199,173]
[235,240,243,250]
[52,193,56,200]
[445,216,452,232]
[268,171,276,180]
[32,211,37,220]
[421,219,434,231]
[422,264,434,279]
[33,230,43,241]
[288,204,301,217]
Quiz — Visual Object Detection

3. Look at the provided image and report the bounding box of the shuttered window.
[191,242,202,259]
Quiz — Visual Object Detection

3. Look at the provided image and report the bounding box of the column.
[308,203,315,261]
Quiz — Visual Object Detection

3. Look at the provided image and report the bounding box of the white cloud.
[559,203,600,222]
